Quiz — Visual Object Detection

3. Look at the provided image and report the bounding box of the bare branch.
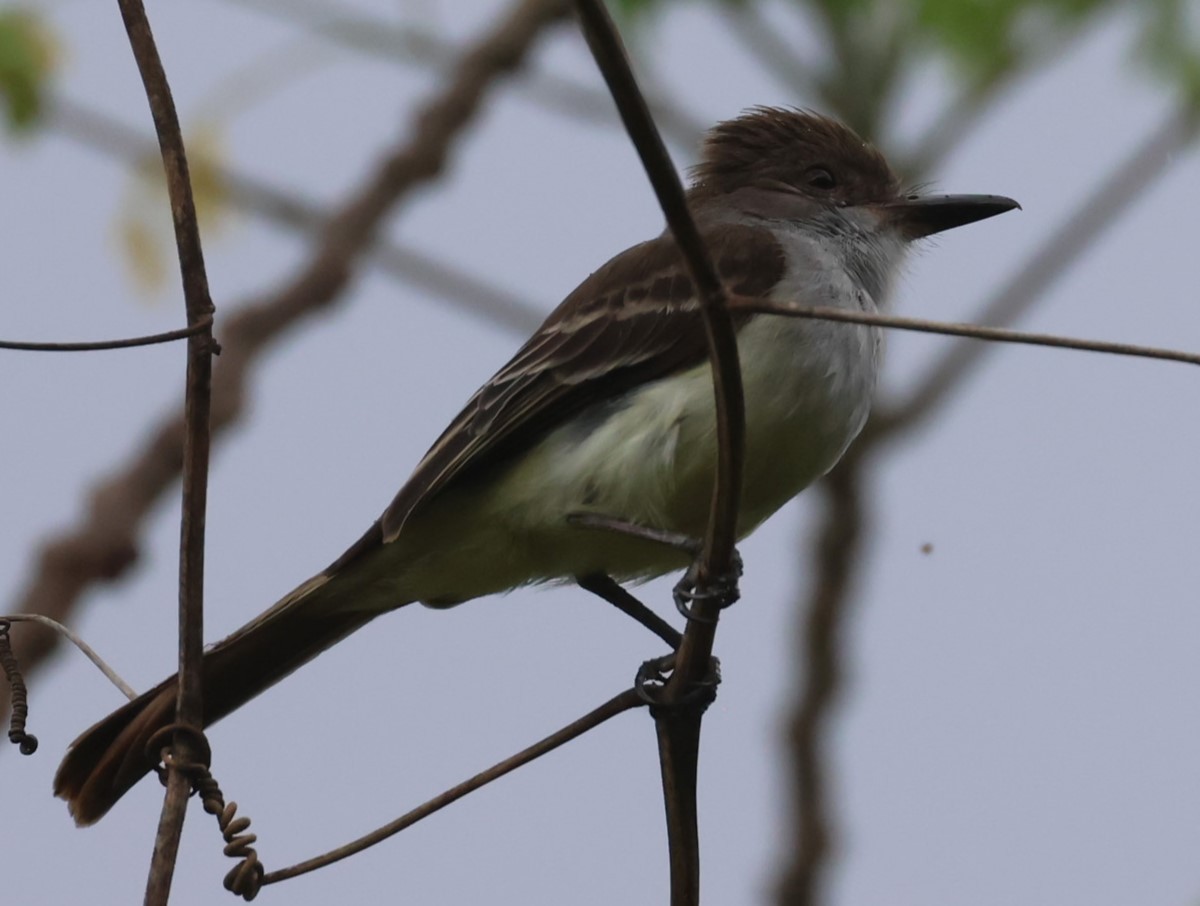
[1,0,568,728]
[876,106,1198,436]
[261,689,642,884]
[717,2,821,97]
[899,18,1105,179]
[574,0,743,594]
[0,615,136,700]
[772,99,1199,906]
[48,96,544,337]
[113,0,219,900]
[0,317,213,353]
[734,299,1200,368]
[900,81,1002,178]
[217,0,707,150]
[572,3,746,903]
[775,467,863,906]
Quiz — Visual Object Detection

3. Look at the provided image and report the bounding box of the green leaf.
[1135,0,1200,111]
[607,0,663,21]
[0,9,56,131]
[913,0,1126,84]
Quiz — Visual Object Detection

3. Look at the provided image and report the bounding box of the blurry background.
[1,1,1199,903]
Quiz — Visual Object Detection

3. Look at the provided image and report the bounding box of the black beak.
[882,194,1020,239]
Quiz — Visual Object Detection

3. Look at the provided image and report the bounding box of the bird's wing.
[378,221,786,542]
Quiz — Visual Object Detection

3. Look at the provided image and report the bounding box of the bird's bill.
[881,194,1020,239]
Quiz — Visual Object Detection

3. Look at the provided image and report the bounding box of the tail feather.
[54,575,379,826]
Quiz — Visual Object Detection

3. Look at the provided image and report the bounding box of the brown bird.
[55,108,1016,825]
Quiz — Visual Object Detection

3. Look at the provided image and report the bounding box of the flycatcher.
[55,108,1017,824]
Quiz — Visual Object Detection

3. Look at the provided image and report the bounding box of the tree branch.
[732,299,1200,368]
[874,106,1198,437]
[0,317,213,352]
[1,0,568,730]
[217,0,707,151]
[717,2,820,98]
[775,466,863,906]
[112,0,218,901]
[261,688,642,884]
[773,103,1198,906]
[48,95,544,336]
[572,3,745,903]
[1,614,136,701]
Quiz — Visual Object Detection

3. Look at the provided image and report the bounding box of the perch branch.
[1,0,568,734]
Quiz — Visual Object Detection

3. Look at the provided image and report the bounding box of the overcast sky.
[2,2,1199,904]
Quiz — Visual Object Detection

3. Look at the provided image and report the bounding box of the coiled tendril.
[147,724,265,900]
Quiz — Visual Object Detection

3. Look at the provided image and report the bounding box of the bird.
[54,107,1017,825]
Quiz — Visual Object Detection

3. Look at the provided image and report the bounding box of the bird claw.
[634,653,721,716]
[672,548,743,623]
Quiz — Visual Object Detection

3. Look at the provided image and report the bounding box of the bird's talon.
[672,550,742,622]
[634,655,721,715]
[635,654,675,706]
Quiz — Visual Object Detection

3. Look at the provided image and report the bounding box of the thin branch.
[876,106,1198,436]
[572,4,745,904]
[216,0,707,151]
[772,97,1199,906]
[900,23,1097,179]
[717,2,821,97]
[1,0,567,731]
[734,300,1200,368]
[48,96,543,337]
[114,0,218,902]
[900,78,1007,179]
[574,0,743,593]
[0,615,136,700]
[0,317,213,353]
[775,467,863,906]
[261,689,642,884]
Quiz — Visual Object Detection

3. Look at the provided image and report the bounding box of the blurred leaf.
[118,215,169,294]
[914,0,1122,85]
[116,122,231,296]
[807,0,875,28]
[0,8,58,131]
[187,123,232,234]
[608,0,662,20]
[1136,0,1200,111]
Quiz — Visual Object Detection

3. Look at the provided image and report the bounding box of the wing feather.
[379,221,785,541]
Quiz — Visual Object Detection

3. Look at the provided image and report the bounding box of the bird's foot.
[634,653,721,716]
[672,548,743,623]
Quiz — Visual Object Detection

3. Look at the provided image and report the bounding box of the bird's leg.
[567,510,744,626]
[566,511,703,556]
[576,573,682,650]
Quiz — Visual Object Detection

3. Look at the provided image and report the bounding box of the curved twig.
[0,317,213,353]
[262,689,642,884]
[1,0,569,731]
[115,0,219,902]
[0,615,136,701]
[572,3,745,904]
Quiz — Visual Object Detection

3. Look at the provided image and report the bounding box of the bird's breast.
[716,299,880,530]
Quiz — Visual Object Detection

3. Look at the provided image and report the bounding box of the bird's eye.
[806,167,836,190]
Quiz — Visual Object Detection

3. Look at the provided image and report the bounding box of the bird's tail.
[54,573,379,826]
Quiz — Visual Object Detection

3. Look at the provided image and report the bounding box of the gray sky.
[2,2,1199,904]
